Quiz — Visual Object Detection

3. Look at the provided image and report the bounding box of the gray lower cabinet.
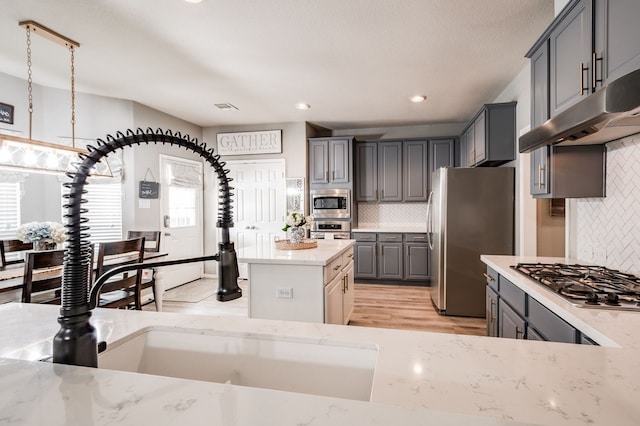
[354,241,376,279]
[404,242,429,281]
[354,233,428,283]
[486,286,499,337]
[498,299,526,340]
[486,267,597,345]
[378,242,403,280]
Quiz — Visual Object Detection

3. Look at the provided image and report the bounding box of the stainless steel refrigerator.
[428,167,514,317]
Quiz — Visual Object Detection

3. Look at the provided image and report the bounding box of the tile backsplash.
[358,203,427,228]
[575,133,640,275]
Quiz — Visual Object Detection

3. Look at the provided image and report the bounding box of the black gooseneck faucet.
[52,128,241,367]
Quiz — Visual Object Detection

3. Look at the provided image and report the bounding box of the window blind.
[62,181,123,243]
[0,182,21,239]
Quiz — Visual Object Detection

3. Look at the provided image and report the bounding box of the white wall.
[491,64,537,256]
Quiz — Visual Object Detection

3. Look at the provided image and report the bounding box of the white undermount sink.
[98,326,378,401]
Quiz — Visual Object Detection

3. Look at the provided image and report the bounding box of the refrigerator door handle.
[426,190,434,250]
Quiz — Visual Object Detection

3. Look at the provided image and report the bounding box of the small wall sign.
[139,181,159,199]
[0,103,14,125]
[216,130,282,155]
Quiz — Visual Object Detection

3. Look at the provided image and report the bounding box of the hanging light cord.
[70,46,76,148]
[26,25,33,140]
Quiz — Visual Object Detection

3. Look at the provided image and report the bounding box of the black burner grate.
[511,263,640,310]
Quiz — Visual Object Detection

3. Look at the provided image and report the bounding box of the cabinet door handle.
[332,170,335,181]
[538,164,543,189]
[539,164,545,187]
[325,171,329,182]
[579,62,589,95]
[483,273,495,282]
[344,274,348,291]
[592,52,603,89]
[515,326,524,340]
[489,299,496,324]
[343,275,346,293]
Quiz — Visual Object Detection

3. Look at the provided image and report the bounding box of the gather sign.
[216,130,282,155]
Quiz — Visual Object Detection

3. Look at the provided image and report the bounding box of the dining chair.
[1,239,34,268]
[94,237,145,310]
[126,231,161,305]
[21,249,65,304]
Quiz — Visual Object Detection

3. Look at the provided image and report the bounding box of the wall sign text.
[216,130,282,155]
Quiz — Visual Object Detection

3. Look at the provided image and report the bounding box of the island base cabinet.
[248,264,326,323]
[497,299,526,340]
[325,273,345,325]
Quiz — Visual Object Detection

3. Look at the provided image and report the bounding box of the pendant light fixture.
[0,21,111,177]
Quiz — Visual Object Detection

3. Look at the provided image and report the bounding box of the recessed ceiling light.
[410,95,427,103]
[215,103,238,111]
[295,103,311,110]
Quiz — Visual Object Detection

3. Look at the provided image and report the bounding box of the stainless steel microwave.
[310,189,350,219]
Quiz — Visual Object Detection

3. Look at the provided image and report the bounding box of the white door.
[159,155,204,289]
[226,160,285,278]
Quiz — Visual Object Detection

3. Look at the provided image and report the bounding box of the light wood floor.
[146,280,486,337]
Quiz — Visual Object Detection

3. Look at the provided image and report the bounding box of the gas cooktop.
[511,263,640,311]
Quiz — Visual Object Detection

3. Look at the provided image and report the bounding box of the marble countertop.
[351,226,427,233]
[236,239,355,266]
[2,280,640,426]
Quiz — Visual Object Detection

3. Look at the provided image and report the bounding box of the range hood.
[519,68,640,153]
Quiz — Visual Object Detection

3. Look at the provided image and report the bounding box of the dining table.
[0,251,168,304]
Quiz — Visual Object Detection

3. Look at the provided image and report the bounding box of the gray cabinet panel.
[353,232,376,242]
[309,140,329,185]
[355,142,378,201]
[498,276,526,317]
[527,326,546,341]
[378,141,403,202]
[378,242,403,280]
[473,111,486,164]
[549,0,592,117]
[533,144,606,198]
[486,286,499,337]
[498,299,526,340]
[428,138,455,188]
[595,0,640,86]
[459,103,516,167]
[528,297,578,344]
[354,242,377,279]
[404,243,429,281]
[330,139,350,183]
[485,267,499,292]
[531,41,550,128]
[403,140,429,201]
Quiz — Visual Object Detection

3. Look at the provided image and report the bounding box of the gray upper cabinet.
[403,140,429,201]
[594,0,640,87]
[357,138,450,202]
[378,141,403,202]
[531,144,606,198]
[459,102,516,167]
[530,40,549,129]
[529,0,640,121]
[308,137,353,188]
[549,0,592,117]
[427,138,455,189]
[355,142,378,201]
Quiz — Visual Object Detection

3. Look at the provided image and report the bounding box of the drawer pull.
[347,253,354,259]
[483,273,495,282]
[333,264,342,271]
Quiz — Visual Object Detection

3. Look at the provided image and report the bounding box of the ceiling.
[0,0,554,130]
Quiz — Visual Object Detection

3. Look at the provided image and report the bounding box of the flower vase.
[34,241,57,251]
[289,227,305,244]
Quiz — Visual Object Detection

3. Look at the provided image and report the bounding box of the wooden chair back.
[1,239,33,267]
[22,249,65,304]
[95,237,145,309]
[127,231,161,253]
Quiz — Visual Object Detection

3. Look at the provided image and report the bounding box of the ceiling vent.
[215,103,238,111]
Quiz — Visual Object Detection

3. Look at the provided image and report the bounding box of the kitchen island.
[237,239,355,324]
[1,284,640,425]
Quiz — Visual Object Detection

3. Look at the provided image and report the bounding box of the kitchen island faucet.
[52,128,241,368]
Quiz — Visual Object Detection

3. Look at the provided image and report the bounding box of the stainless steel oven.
[310,220,351,239]
[310,189,350,219]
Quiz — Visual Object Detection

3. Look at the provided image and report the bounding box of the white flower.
[16,221,67,244]
[282,213,314,231]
